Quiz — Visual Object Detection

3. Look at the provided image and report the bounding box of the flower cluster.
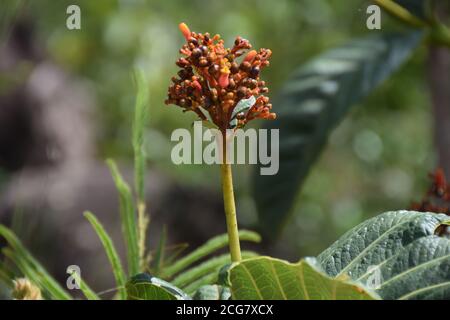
[411,168,450,215]
[165,23,275,131]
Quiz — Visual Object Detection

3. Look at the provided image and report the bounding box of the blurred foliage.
[2,0,436,257]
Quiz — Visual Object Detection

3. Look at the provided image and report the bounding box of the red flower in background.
[410,168,450,215]
[165,23,275,131]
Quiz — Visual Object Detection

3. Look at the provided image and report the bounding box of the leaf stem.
[374,0,427,27]
[220,135,242,262]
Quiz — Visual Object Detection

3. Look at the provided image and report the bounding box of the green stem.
[374,0,427,27]
[220,132,241,262]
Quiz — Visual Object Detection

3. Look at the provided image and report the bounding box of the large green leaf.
[318,211,450,299]
[228,256,378,300]
[252,32,423,238]
[126,273,190,300]
[193,285,231,300]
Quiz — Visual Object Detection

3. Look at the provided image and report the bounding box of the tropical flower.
[165,23,275,131]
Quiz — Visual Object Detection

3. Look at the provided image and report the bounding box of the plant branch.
[374,0,427,27]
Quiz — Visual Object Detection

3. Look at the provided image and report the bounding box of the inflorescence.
[165,23,275,131]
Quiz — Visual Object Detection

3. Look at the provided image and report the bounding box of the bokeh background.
[0,0,440,293]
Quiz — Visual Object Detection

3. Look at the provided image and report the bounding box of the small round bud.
[228,78,236,89]
[248,79,258,89]
[192,48,202,58]
[177,69,189,79]
[249,66,260,79]
[230,62,239,74]
[208,64,220,76]
[239,61,252,73]
[237,86,247,99]
[199,58,209,67]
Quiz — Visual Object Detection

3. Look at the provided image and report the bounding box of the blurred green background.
[0,0,435,257]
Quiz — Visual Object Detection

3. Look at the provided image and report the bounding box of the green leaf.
[84,211,127,300]
[107,159,139,276]
[229,96,256,129]
[172,251,258,288]
[229,256,378,300]
[126,273,190,300]
[132,69,149,203]
[68,269,100,300]
[161,230,261,278]
[317,211,450,300]
[231,96,256,120]
[362,236,450,300]
[193,285,231,300]
[0,264,14,288]
[252,32,423,238]
[0,225,71,300]
[318,211,448,278]
[182,272,219,295]
[152,225,167,275]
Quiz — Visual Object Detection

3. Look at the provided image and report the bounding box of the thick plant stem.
[220,161,242,262]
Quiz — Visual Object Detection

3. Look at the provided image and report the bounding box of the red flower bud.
[218,73,229,88]
[243,50,257,63]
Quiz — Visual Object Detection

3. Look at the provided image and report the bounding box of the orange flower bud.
[243,50,257,63]
[192,80,202,92]
[179,23,191,41]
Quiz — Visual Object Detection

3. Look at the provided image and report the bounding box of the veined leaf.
[361,236,450,300]
[126,273,190,300]
[252,32,423,238]
[318,211,449,278]
[318,211,450,300]
[193,285,231,300]
[228,256,378,300]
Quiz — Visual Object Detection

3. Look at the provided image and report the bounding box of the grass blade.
[107,159,139,276]
[152,225,167,275]
[84,211,127,300]
[0,225,71,300]
[161,230,261,278]
[172,251,258,288]
[68,269,100,300]
[182,272,218,295]
[132,69,149,203]
[0,265,14,288]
